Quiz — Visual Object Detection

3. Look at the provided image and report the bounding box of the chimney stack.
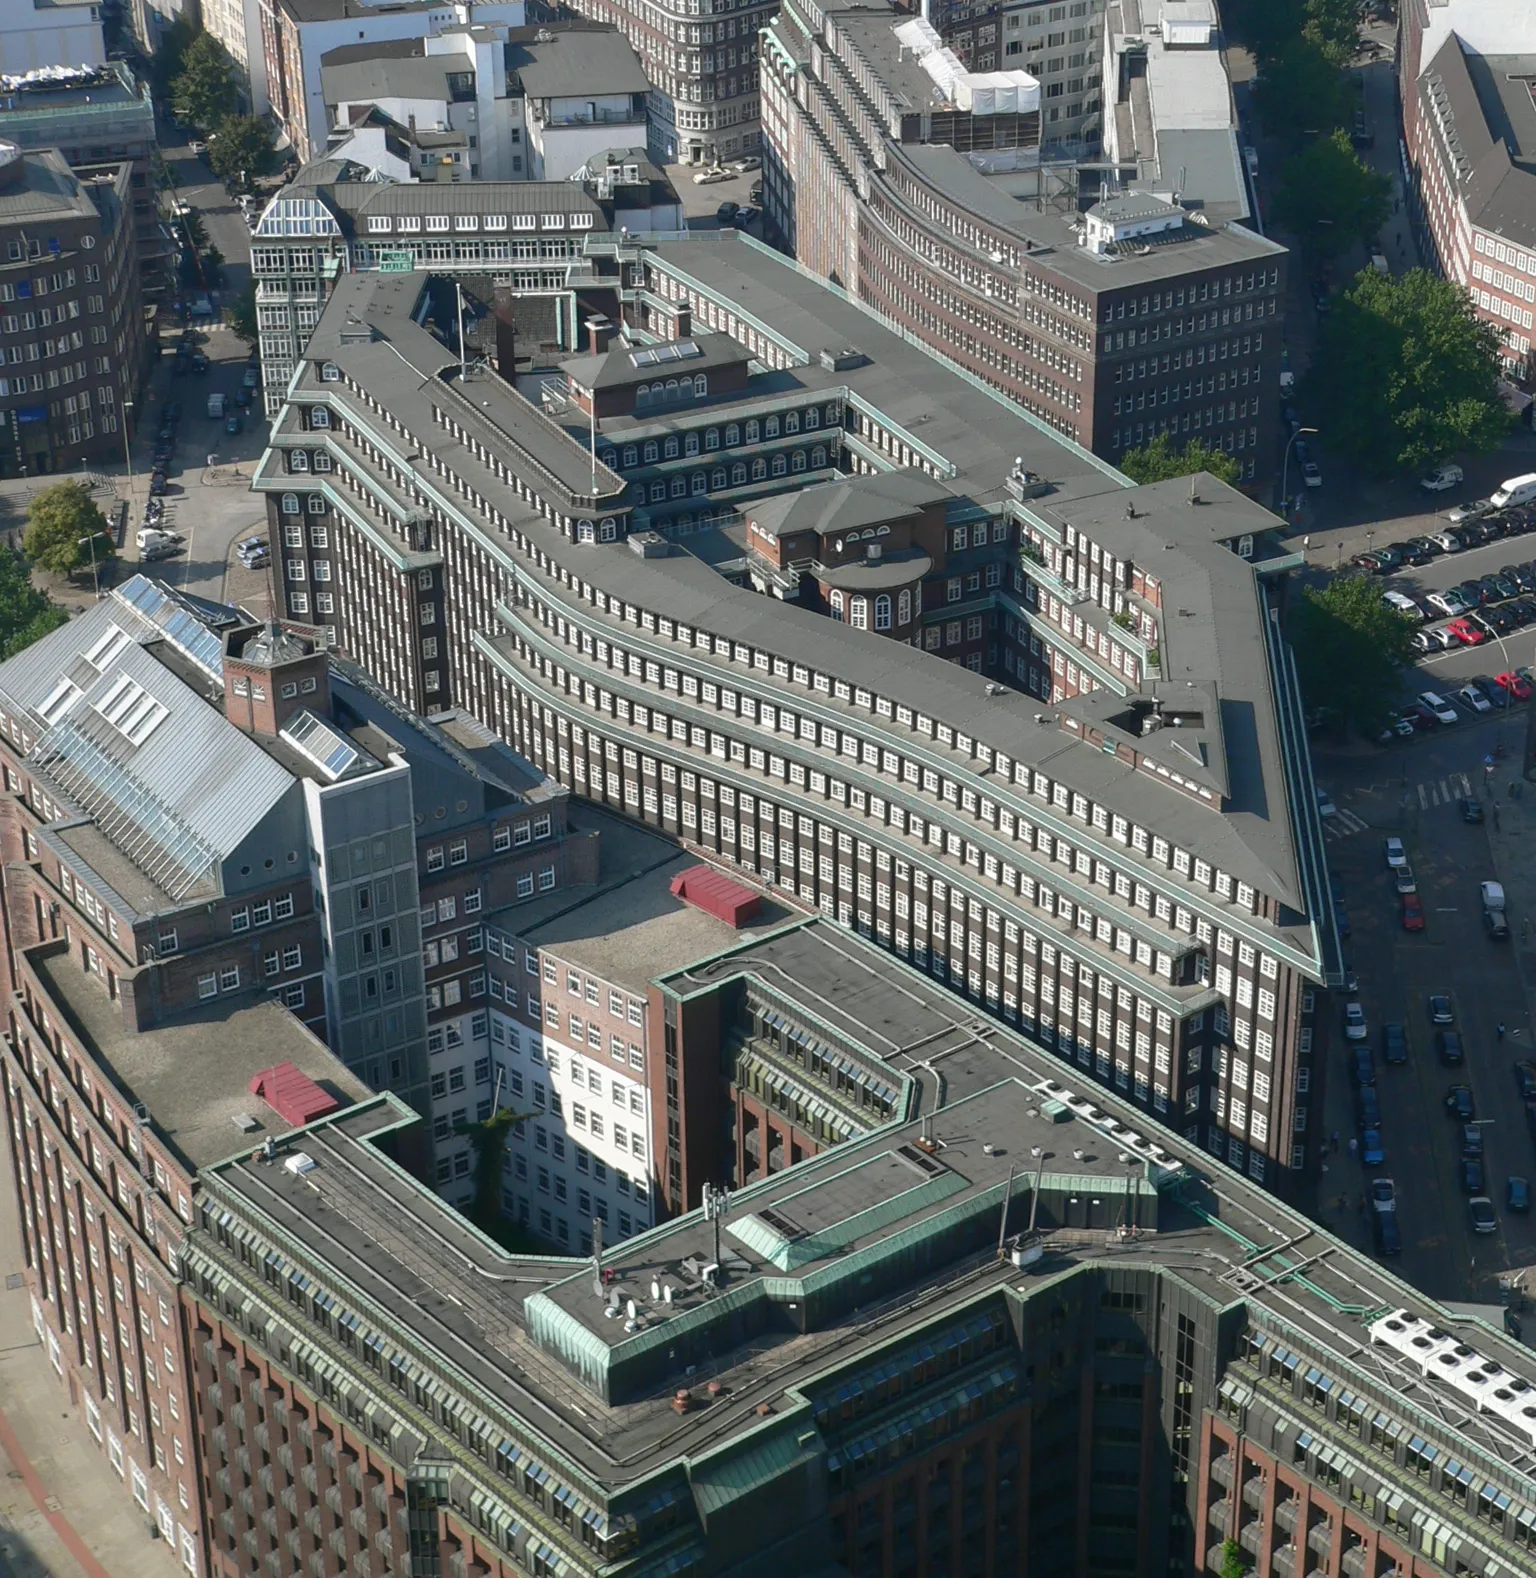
[586,314,615,354]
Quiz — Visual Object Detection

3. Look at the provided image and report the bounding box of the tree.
[1288,575,1417,735]
[1254,37,1349,145]
[228,282,258,346]
[1301,0,1362,68]
[23,482,114,579]
[171,35,239,134]
[1118,433,1241,487]
[1271,132,1390,261]
[150,16,197,102]
[0,549,67,657]
[1304,268,1511,475]
[206,115,277,186]
[1218,1541,1253,1578]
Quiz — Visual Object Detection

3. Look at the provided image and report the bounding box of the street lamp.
[1282,426,1318,519]
[77,532,102,600]
[121,396,134,504]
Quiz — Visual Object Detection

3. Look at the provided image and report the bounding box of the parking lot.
[1314,711,1536,1300]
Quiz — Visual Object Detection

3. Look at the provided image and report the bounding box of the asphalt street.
[1314,715,1536,1300]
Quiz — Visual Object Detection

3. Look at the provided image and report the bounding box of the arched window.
[308,495,326,514]
[635,384,650,407]
[693,374,707,396]
[643,441,659,463]
[663,435,679,458]
[313,451,332,472]
[812,445,827,467]
[792,449,807,472]
[289,451,309,472]
[670,476,686,497]
[898,588,911,625]
[599,448,618,468]
[665,378,679,400]
[578,521,595,542]
[875,594,892,631]
[684,431,699,456]
[771,454,787,476]
[320,362,340,381]
[599,517,618,540]
[830,591,844,622]
[281,492,300,515]
[309,407,331,430]
[725,424,740,446]
[745,420,760,443]
[731,462,747,484]
[691,472,707,495]
[650,481,666,501]
[751,458,767,480]
[711,467,727,488]
[784,410,800,433]
[764,415,779,438]
[805,406,820,429]
[622,445,637,467]
[850,596,868,630]
[705,428,720,450]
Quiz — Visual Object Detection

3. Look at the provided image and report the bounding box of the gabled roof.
[743,469,952,541]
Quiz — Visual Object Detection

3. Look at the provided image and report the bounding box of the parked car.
[1302,460,1322,488]
[693,167,733,184]
[188,139,208,155]
[1370,1177,1397,1212]
[1351,1044,1376,1086]
[1437,1031,1464,1065]
[1427,589,1472,616]
[1360,1127,1385,1166]
[1400,892,1425,931]
[225,413,243,435]
[1458,682,1494,712]
[1433,528,1468,552]
[1448,499,1494,525]
[1460,1157,1486,1194]
[1418,692,1458,724]
[1429,994,1455,1025]
[730,206,760,228]
[1382,589,1422,617]
[1395,864,1416,894]
[1515,1060,1536,1099]
[1447,619,1487,646]
[1509,1177,1531,1213]
[1374,1209,1403,1255]
[1470,1195,1497,1232]
[732,155,762,172]
[1382,836,1405,868]
[1461,796,1486,824]
[1382,1023,1408,1064]
[1421,464,1465,491]
[1462,1122,1484,1157]
[1356,1085,1381,1130]
[1498,670,1534,700]
[1446,1083,1475,1120]
[235,535,270,567]
[1344,1002,1368,1041]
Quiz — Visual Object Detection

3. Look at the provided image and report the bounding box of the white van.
[1490,472,1536,509]
[137,527,181,559]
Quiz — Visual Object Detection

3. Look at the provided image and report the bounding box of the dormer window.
[320,363,339,382]
[309,407,330,429]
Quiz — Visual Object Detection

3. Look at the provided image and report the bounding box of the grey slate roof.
[0,146,98,223]
[505,25,649,101]
[321,40,455,108]
[742,469,952,540]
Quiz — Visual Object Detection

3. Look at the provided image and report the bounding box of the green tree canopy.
[206,115,278,186]
[1118,433,1241,487]
[1304,268,1511,475]
[0,548,67,656]
[1226,0,1359,68]
[1254,36,1349,145]
[150,16,197,101]
[1218,1540,1254,1578]
[171,36,239,134]
[1272,131,1390,261]
[228,281,258,346]
[1301,0,1363,68]
[1288,575,1417,735]
[22,482,114,579]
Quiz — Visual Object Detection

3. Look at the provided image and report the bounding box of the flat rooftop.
[487,806,795,993]
[201,911,1536,1486]
[24,941,371,1173]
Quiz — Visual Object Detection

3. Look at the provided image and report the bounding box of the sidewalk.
[0,1125,183,1578]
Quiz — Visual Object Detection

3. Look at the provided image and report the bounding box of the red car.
[1401,892,1426,932]
[1496,670,1533,701]
[1445,617,1487,645]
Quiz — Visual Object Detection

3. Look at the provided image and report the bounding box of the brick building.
[253,239,1339,1195]
[0,141,147,479]
[760,0,1286,484]
[1398,8,1536,379]
[171,916,1536,1578]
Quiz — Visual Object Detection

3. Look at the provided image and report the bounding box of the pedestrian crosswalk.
[1415,772,1473,810]
[1323,809,1370,841]
[1321,772,1476,839]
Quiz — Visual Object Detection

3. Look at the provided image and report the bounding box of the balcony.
[1208,1453,1235,1491]
[1241,1474,1266,1513]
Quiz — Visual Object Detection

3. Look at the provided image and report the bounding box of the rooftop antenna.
[590,1214,605,1297]
[996,1163,1016,1259]
[702,1181,730,1273]
[455,280,466,382]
